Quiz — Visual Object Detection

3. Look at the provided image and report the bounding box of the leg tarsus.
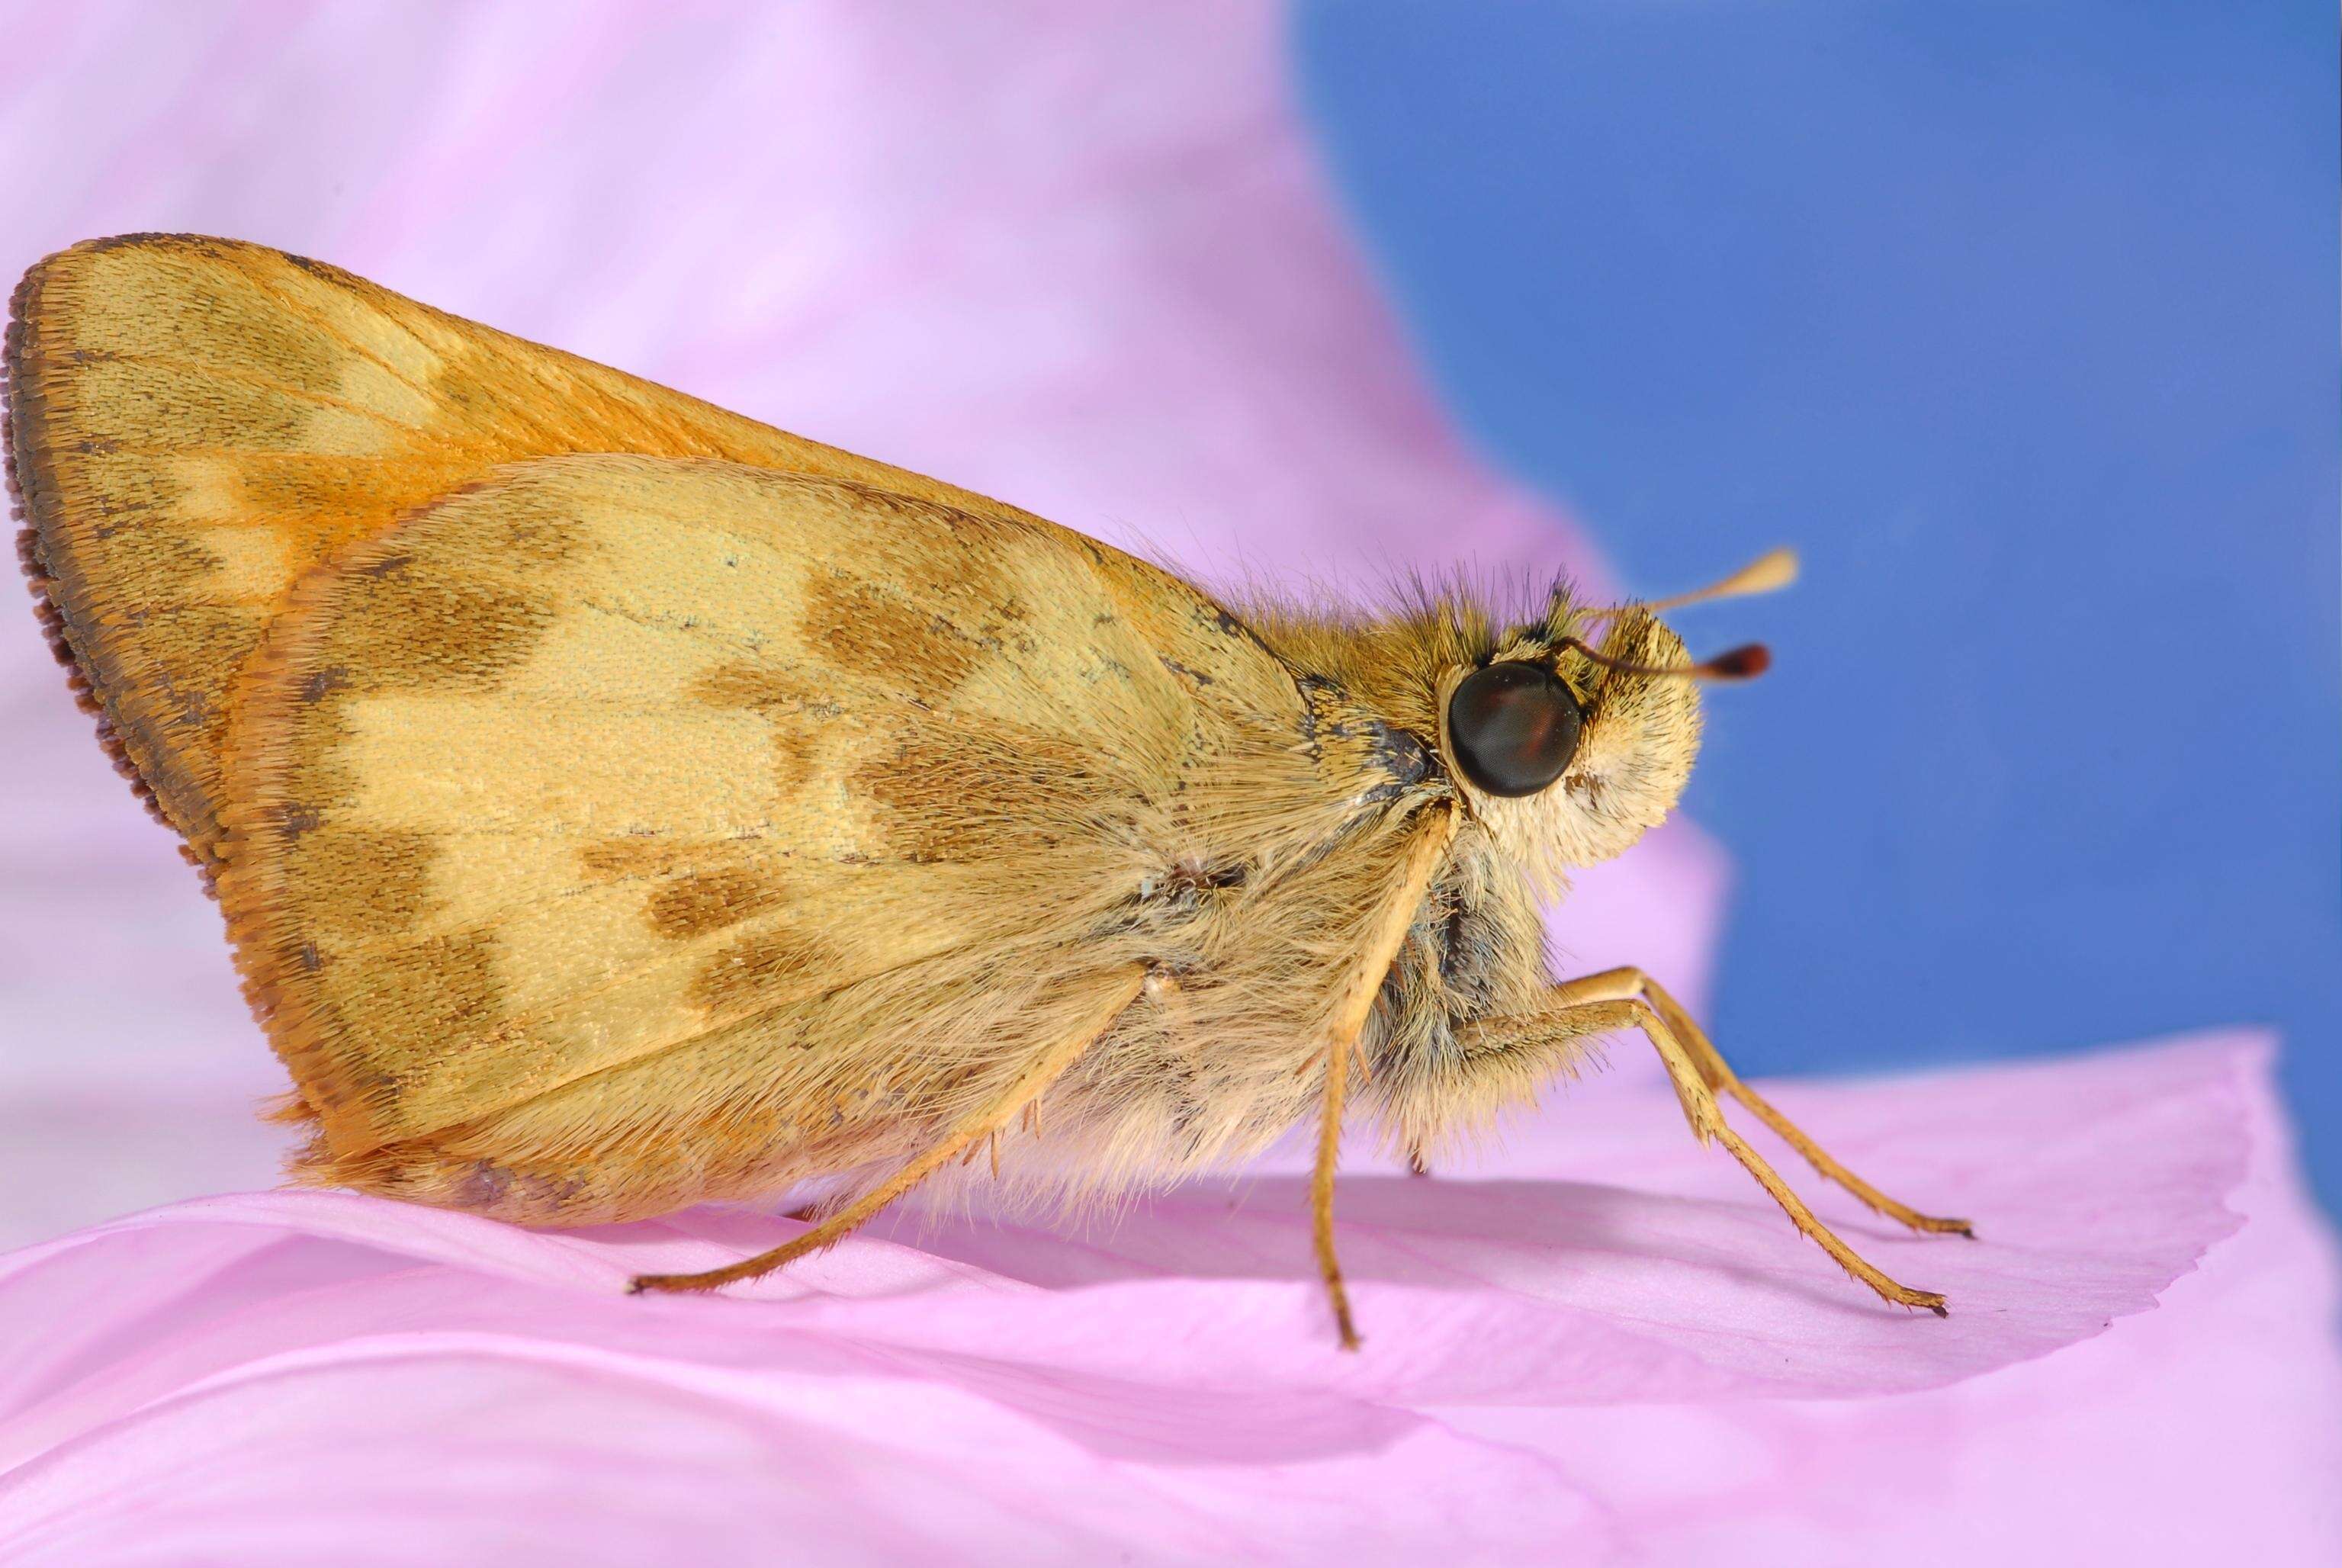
[1724,1078,1974,1237]
[1314,988,1364,1351]
[1709,1120,1948,1315]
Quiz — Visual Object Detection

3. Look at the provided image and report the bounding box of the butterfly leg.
[628,962,1149,1296]
[1311,804,1462,1350]
[1553,969,1971,1236]
[1524,969,1957,1314]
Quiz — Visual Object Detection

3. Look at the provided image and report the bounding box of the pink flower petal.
[2,1033,2324,1559]
[0,1352,1617,1566]
[0,1036,2252,1416]
[1435,1030,2342,1563]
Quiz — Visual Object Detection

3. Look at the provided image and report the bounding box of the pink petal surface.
[1440,1033,2342,1563]
[2,3,2337,1563]
[0,1034,2316,1566]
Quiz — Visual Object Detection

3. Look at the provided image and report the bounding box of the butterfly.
[8,235,1965,1347]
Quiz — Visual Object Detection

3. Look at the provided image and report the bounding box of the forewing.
[6,234,1013,864]
[217,456,1390,1169]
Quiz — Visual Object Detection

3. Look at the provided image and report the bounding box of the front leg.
[1470,968,1965,1316]
[1306,802,1464,1350]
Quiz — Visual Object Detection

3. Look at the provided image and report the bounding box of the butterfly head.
[1434,549,1791,886]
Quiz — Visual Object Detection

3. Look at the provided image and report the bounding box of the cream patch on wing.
[312,558,984,1126]
[943,531,1186,747]
[335,635,797,1030]
[169,458,294,600]
[189,526,294,601]
[287,399,402,457]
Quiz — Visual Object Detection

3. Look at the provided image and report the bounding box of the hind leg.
[629,964,1148,1296]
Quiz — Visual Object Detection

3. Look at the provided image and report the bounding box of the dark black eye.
[1447,662,1584,798]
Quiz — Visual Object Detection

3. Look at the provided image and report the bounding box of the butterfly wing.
[217,455,1425,1223]
[7,234,1008,866]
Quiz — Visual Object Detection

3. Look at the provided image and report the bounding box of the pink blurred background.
[2,5,2335,1563]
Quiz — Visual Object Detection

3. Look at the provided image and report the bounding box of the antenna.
[1640,546,1799,612]
[1557,638,1772,683]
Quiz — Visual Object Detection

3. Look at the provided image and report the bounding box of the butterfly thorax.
[1229,584,1705,1163]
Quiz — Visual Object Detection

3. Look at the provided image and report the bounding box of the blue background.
[1296,2,2341,1213]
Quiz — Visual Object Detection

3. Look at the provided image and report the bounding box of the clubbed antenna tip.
[1701,642,1771,680]
[1558,638,1773,684]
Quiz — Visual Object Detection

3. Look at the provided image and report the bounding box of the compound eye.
[1446,662,1584,798]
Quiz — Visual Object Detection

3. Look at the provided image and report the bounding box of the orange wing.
[6,233,1017,869]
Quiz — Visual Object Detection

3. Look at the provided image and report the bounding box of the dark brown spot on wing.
[689,661,840,794]
[691,924,842,1017]
[577,836,795,942]
[279,825,441,937]
[802,574,992,689]
[788,486,1045,696]
[645,865,790,941]
[313,927,508,1120]
[320,575,554,692]
[692,660,837,715]
[857,721,1107,863]
[577,837,684,880]
[577,834,766,882]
